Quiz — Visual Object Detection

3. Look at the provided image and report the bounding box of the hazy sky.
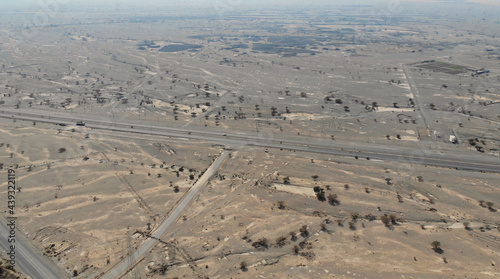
[0,0,380,8]
[0,0,497,11]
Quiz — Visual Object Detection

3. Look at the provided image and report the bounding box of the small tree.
[314,186,326,201]
[486,202,495,210]
[389,214,399,225]
[327,194,340,206]
[348,221,356,230]
[463,222,471,230]
[240,261,247,271]
[397,192,403,203]
[289,231,297,241]
[365,213,376,221]
[431,241,443,253]
[316,191,326,201]
[58,148,66,153]
[350,212,360,221]
[320,223,327,231]
[275,236,287,247]
[283,176,290,184]
[173,186,179,193]
[299,225,309,238]
[293,245,300,254]
[277,201,286,210]
[381,215,391,227]
[252,238,269,250]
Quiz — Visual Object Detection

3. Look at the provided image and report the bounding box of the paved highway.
[0,109,499,173]
[0,216,64,279]
[99,151,229,279]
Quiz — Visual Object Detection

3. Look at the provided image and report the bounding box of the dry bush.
[381,215,391,227]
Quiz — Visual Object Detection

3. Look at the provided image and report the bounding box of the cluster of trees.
[312,186,339,205]
[468,138,490,153]
[479,200,495,211]
[251,225,311,253]
[313,186,326,201]
[380,214,401,228]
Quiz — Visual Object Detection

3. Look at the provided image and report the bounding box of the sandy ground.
[126,148,500,279]
[0,119,220,277]
[0,4,499,278]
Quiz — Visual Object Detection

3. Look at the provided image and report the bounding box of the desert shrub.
[299,225,309,238]
[275,236,287,247]
[277,201,286,210]
[381,215,391,227]
[327,194,340,206]
[252,238,269,250]
[431,241,443,253]
[348,221,356,230]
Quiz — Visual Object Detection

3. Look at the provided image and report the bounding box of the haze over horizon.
[1,0,499,12]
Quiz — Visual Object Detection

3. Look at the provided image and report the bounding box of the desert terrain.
[0,1,499,278]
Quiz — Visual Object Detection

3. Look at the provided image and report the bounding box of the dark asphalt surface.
[1,109,498,173]
[0,217,63,279]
